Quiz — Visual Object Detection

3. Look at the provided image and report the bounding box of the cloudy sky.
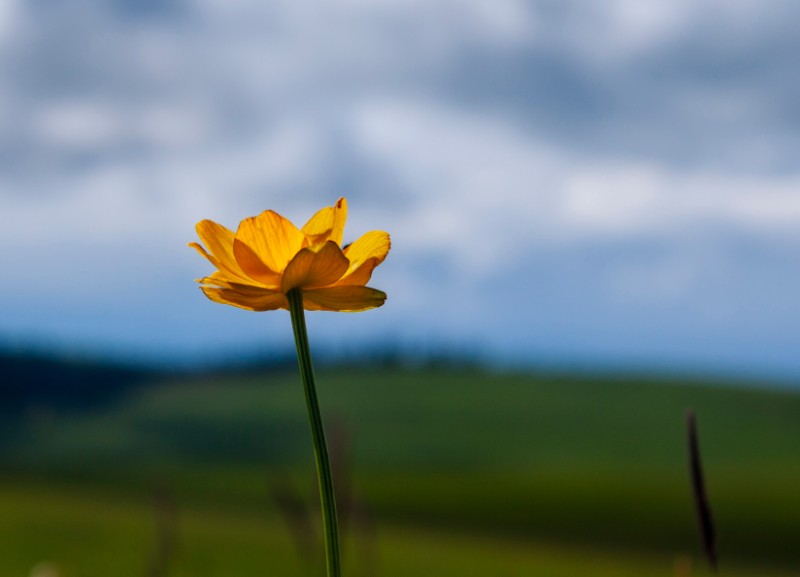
[2,0,800,379]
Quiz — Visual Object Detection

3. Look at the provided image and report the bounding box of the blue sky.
[2,0,800,380]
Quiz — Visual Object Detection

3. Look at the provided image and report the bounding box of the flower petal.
[337,231,390,285]
[191,220,252,283]
[233,210,303,284]
[281,241,350,292]
[200,286,288,311]
[302,286,387,312]
[301,197,348,247]
[197,271,267,293]
[196,271,234,289]
[343,230,390,267]
[334,257,380,286]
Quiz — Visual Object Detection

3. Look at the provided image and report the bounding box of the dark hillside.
[0,349,152,410]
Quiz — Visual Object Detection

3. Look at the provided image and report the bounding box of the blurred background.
[2,0,800,576]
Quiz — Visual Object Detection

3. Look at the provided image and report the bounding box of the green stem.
[287,289,341,577]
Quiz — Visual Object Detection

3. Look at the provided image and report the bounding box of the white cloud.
[548,1,696,61]
[34,100,124,149]
[0,0,20,48]
[353,98,800,246]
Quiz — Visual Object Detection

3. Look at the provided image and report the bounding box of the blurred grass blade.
[686,410,717,572]
[146,483,178,577]
[268,472,319,567]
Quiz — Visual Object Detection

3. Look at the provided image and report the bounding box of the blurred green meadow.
[2,362,800,576]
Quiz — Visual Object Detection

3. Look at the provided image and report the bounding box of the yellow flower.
[189,198,390,312]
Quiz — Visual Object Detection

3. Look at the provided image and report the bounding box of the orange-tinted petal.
[191,220,252,283]
[343,230,390,266]
[197,271,266,293]
[302,285,387,311]
[334,257,380,286]
[233,210,303,284]
[281,241,350,292]
[337,231,390,285]
[301,197,348,247]
[200,286,288,311]
[189,241,217,269]
[195,271,234,289]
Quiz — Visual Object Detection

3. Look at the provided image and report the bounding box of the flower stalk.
[288,288,341,577]
[191,198,388,576]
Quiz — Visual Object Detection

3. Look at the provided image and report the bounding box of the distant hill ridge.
[0,349,153,409]
[0,346,301,410]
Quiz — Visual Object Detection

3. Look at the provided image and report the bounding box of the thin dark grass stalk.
[673,554,693,577]
[686,410,718,572]
[350,493,379,577]
[268,473,319,567]
[325,419,379,577]
[145,483,178,577]
[327,419,354,538]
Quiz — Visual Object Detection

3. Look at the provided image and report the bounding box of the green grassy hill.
[2,366,800,575]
